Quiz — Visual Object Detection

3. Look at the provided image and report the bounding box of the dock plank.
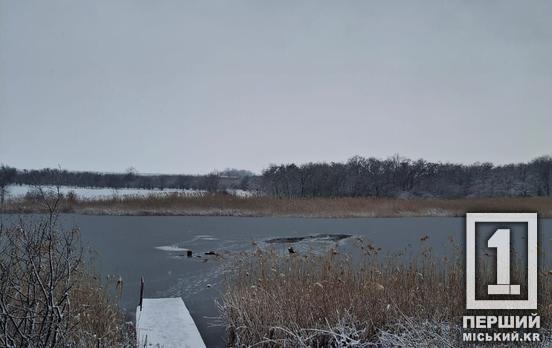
[136,298,206,348]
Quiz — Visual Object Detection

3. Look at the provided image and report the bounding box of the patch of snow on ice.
[155,246,190,252]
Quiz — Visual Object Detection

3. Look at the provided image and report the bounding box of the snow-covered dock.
[136,297,206,348]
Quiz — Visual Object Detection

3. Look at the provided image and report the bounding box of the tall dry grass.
[219,240,552,347]
[68,270,134,347]
[6,193,552,217]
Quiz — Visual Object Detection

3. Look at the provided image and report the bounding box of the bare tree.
[0,190,81,347]
[531,156,552,196]
[0,166,17,207]
[202,172,220,193]
[0,191,132,347]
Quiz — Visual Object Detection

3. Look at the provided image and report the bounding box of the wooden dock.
[136,297,206,348]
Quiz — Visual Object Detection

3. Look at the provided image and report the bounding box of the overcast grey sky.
[1,0,551,174]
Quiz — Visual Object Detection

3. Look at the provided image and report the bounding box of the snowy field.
[224,189,255,198]
[4,184,206,200]
[3,185,257,201]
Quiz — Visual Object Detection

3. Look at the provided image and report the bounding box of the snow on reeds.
[219,239,552,347]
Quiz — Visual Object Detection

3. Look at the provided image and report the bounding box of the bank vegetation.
[4,193,552,218]
[0,193,132,347]
[220,240,552,346]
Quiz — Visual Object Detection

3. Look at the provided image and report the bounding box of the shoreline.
[3,195,552,218]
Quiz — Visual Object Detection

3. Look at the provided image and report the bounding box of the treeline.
[2,155,552,199]
[261,155,552,198]
[0,167,258,193]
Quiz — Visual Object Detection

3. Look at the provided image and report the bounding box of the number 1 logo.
[466,213,537,310]
[487,228,520,295]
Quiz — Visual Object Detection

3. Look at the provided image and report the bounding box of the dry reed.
[219,239,552,347]
[6,193,552,218]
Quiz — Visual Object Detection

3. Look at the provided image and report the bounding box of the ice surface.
[154,246,190,252]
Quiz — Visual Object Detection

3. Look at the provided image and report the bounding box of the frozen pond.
[1,214,550,347]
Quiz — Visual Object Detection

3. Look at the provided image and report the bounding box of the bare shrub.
[0,194,132,347]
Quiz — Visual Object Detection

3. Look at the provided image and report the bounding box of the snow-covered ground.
[3,184,258,201]
[3,184,205,200]
[224,188,256,198]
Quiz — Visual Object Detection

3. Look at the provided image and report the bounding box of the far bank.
[3,194,552,218]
